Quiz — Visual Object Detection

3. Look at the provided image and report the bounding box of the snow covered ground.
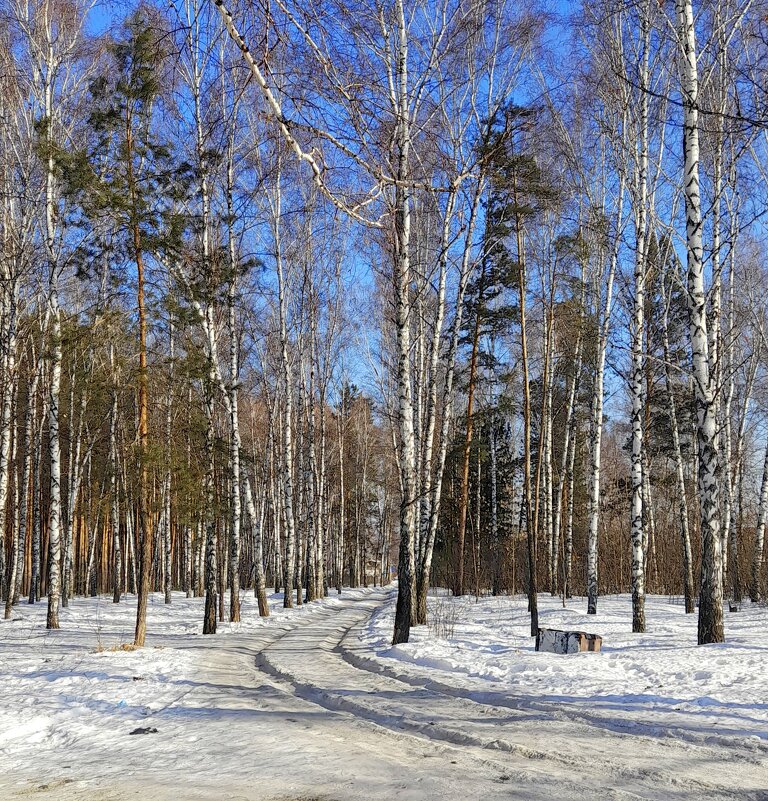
[360,591,768,742]
[1,587,766,800]
[0,588,423,801]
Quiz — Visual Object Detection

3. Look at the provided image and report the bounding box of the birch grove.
[0,0,766,648]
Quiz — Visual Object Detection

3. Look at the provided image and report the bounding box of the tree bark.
[391,0,417,645]
[455,276,483,598]
[587,175,624,616]
[676,0,724,644]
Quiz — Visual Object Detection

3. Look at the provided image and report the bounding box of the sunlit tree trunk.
[43,48,62,630]
[676,0,724,644]
[225,141,243,621]
[0,284,18,611]
[489,415,500,595]
[391,0,417,644]
[628,2,650,633]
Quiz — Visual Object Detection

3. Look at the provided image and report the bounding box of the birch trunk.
[314,327,328,598]
[0,113,14,607]
[563,410,578,600]
[46,253,62,628]
[295,364,306,605]
[7,350,42,615]
[226,166,242,622]
[125,495,137,596]
[243,469,269,616]
[629,4,650,633]
[391,0,417,645]
[490,416,499,596]
[273,178,298,609]
[677,0,724,644]
[304,336,318,602]
[543,330,555,593]
[728,357,756,604]
[44,48,62,629]
[533,295,554,599]
[202,385,218,634]
[723,210,738,600]
[62,363,87,608]
[709,39,727,581]
[0,288,17,612]
[587,178,624,615]
[416,190,454,614]
[183,523,192,598]
[750,440,768,601]
[28,393,45,604]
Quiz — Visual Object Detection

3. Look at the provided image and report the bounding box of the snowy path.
[1,588,766,800]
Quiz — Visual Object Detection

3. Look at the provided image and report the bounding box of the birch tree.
[676,0,724,644]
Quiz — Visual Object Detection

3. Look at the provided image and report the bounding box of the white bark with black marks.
[676,0,724,644]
